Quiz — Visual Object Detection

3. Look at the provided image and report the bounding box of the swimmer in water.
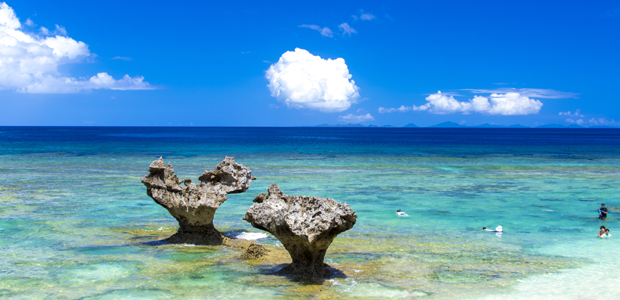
[396,209,407,216]
[599,226,606,237]
[483,226,503,232]
[606,229,612,237]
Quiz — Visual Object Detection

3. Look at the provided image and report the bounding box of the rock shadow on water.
[258,263,347,283]
[140,239,171,247]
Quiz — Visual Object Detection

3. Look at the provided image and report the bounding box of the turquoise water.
[0,127,619,299]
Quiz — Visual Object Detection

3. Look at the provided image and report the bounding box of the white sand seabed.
[473,238,620,300]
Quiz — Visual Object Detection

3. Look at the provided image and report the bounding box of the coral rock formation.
[141,156,252,245]
[243,184,357,278]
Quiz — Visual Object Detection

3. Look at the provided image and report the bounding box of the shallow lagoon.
[0,127,619,299]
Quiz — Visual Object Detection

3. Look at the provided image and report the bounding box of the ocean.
[0,127,618,299]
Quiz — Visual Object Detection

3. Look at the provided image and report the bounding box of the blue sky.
[1,0,620,127]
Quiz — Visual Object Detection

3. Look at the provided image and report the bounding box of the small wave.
[230,232,269,241]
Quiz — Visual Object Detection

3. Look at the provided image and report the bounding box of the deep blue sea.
[1,127,618,299]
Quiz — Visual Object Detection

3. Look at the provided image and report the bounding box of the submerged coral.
[243,184,357,278]
[140,156,252,245]
[240,242,269,259]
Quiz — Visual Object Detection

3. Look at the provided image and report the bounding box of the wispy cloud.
[338,23,357,36]
[299,24,333,37]
[559,109,583,118]
[378,105,417,113]
[40,24,67,36]
[561,109,619,127]
[54,24,67,35]
[588,118,619,126]
[603,6,620,17]
[111,56,132,61]
[360,13,375,20]
[464,88,577,99]
[338,113,374,123]
[561,109,585,125]
[352,10,376,21]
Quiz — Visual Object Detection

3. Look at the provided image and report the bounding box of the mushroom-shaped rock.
[243,184,357,278]
[141,156,252,245]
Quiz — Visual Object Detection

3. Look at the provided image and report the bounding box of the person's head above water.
[601,226,606,230]
[482,227,486,230]
[606,229,610,233]
[601,203,606,208]
[397,209,401,212]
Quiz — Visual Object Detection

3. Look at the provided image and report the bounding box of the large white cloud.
[0,2,152,93]
[265,48,360,112]
[379,91,543,115]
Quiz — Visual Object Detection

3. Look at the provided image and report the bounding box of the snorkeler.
[483,226,503,232]
[598,203,609,220]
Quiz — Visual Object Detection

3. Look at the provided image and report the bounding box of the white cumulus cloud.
[299,24,333,37]
[0,2,153,93]
[338,113,374,123]
[265,48,360,112]
[378,91,543,115]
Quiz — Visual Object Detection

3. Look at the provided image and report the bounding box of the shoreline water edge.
[0,127,618,299]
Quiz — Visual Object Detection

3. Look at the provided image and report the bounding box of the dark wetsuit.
[599,207,608,220]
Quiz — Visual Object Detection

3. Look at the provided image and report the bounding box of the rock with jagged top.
[141,156,252,245]
[243,184,357,278]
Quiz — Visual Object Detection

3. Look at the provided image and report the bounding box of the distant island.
[313,123,617,128]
